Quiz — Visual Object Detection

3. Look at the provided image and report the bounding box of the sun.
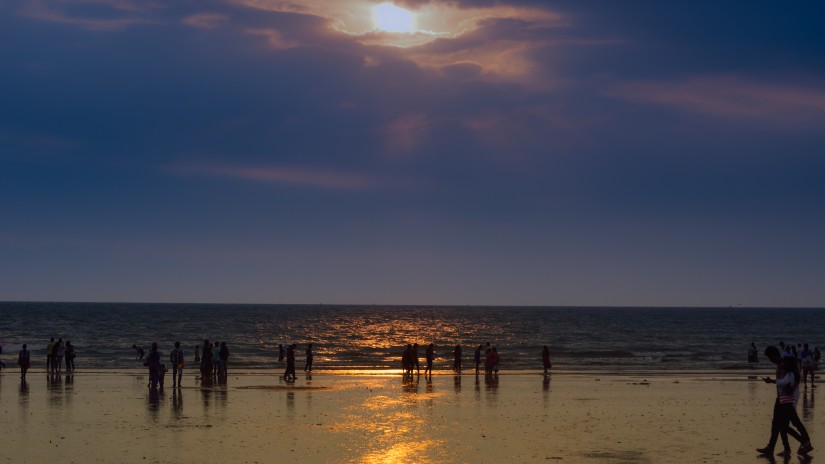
[372,2,416,33]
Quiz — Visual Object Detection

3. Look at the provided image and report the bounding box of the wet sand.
[0,369,821,463]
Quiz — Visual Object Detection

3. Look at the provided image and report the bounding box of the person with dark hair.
[402,344,412,376]
[757,346,813,456]
[748,342,759,363]
[170,342,184,387]
[284,344,297,381]
[800,343,815,388]
[145,342,161,390]
[424,343,434,377]
[200,340,212,380]
[219,342,229,379]
[453,345,462,373]
[18,344,31,379]
[542,345,552,374]
[55,338,66,373]
[212,342,221,378]
[304,343,313,372]
[65,341,75,371]
[47,338,55,371]
[474,345,482,375]
[412,343,421,375]
[132,344,144,360]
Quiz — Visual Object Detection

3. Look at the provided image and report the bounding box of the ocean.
[0,302,822,372]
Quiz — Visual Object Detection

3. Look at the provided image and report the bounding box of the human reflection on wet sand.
[758,452,812,464]
[454,374,461,394]
[147,387,162,421]
[403,375,419,394]
[802,388,814,421]
[171,388,184,420]
[484,373,499,400]
[18,378,29,402]
[286,391,295,418]
[47,373,64,406]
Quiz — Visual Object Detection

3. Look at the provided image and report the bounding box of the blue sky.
[2,0,824,306]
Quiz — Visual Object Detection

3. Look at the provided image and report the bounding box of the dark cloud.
[1,0,824,304]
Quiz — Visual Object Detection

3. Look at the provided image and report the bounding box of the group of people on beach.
[45,337,76,373]
[750,341,820,388]
[757,343,817,457]
[394,343,553,378]
[132,339,230,390]
[277,343,313,381]
[10,338,75,380]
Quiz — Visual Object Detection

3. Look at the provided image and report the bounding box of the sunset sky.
[2,0,824,306]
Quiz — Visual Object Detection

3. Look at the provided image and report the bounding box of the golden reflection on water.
[332,378,448,463]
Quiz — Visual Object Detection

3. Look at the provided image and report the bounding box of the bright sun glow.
[372,3,415,33]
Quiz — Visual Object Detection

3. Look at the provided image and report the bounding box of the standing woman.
[145,342,161,389]
[55,338,66,373]
[65,341,76,371]
[285,344,297,381]
[212,342,221,378]
[304,343,314,372]
[542,345,552,374]
[200,339,212,379]
[219,342,229,379]
[18,344,31,379]
[453,345,462,373]
[170,342,184,387]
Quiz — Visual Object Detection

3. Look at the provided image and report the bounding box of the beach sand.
[0,368,820,463]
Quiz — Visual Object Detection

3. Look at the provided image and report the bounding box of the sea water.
[0,302,822,371]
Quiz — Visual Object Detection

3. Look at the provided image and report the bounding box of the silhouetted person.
[65,341,76,371]
[542,345,552,374]
[200,340,212,380]
[284,344,297,381]
[145,342,161,390]
[305,343,314,372]
[55,338,65,372]
[474,345,482,374]
[18,344,30,379]
[757,346,813,456]
[748,342,759,363]
[424,343,434,377]
[484,348,493,374]
[219,341,229,379]
[278,344,285,362]
[133,344,144,360]
[212,342,221,377]
[170,342,184,387]
[412,343,420,374]
[46,338,55,371]
[801,343,815,388]
[402,344,412,376]
[453,345,462,373]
